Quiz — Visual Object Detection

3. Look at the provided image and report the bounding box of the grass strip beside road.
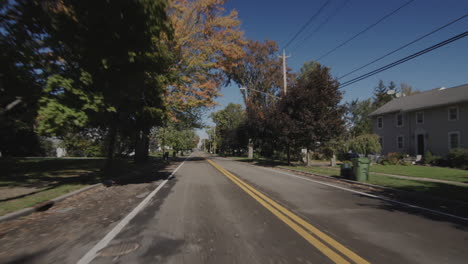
[370,164,468,183]
[0,158,106,216]
[229,156,468,184]
[0,184,87,216]
[283,166,468,204]
[207,159,370,264]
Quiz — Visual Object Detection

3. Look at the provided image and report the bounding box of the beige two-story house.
[370,84,468,156]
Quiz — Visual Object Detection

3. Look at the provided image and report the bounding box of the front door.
[417,134,425,155]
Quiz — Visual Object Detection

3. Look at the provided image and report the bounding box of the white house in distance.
[370,84,468,156]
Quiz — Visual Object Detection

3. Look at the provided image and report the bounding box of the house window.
[416,112,424,124]
[396,113,403,127]
[377,117,383,129]
[448,106,458,121]
[397,136,404,149]
[448,132,460,149]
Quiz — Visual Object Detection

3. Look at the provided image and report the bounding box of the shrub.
[382,152,401,165]
[388,152,405,159]
[39,137,56,157]
[380,159,390,166]
[423,151,442,166]
[446,149,468,169]
[400,160,412,166]
[387,155,399,165]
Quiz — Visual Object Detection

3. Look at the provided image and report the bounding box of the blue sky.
[197,0,468,138]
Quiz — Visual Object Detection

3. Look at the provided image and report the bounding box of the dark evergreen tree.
[373,80,392,108]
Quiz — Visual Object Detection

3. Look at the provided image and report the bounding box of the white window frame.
[416,111,424,124]
[448,131,460,150]
[377,116,383,129]
[397,135,404,149]
[396,113,404,127]
[448,106,459,121]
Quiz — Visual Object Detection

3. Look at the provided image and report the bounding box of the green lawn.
[0,157,105,216]
[370,164,468,183]
[286,166,338,177]
[280,165,468,203]
[0,157,105,187]
[0,184,87,216]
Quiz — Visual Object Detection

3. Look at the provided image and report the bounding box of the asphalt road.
[76,152,468,264]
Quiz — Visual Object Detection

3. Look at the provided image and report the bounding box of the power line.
[282,0,332,50]
[291,0,351,53]
[316,0,415,61]
[339,31,468,88]
[338,13,468,80]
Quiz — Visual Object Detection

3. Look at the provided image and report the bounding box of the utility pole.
[279,49,290,95]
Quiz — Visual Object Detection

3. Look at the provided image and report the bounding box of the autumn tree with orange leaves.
[166,0,245,125]
[226,40,288,158]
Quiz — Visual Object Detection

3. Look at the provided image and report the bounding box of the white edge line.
[247,163,468,222]
[77,154,191,264]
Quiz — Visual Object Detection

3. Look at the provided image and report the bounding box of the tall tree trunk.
[135,127,150,163]
[105,122,117,170]
[306,148,311,167]
[287,143,291,165]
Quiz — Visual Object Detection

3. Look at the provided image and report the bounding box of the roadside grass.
[369,164,468,183]
[0,157,105,187]
[0,184,87,216]
[280,165,468,204]
[0,157,106,216]
[0,156,170,216]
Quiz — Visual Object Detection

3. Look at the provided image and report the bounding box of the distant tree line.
[209,44,419,164]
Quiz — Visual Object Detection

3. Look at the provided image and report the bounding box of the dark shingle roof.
[369,84,468,116]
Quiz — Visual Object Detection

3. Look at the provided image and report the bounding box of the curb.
[0,183,102,223]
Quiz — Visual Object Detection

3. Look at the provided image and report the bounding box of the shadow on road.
[227,158,468,230]
[353,191,468,231]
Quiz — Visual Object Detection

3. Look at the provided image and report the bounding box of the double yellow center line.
[207,159,370,264]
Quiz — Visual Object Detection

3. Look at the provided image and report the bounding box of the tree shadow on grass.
[0,158,105,188]
[0,156,201,201]
[235,158,290,167]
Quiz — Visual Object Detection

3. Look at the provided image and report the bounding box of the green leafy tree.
[346,99,375,137]
[152,125,198,155]
[349,134,382,155]
[60,129,106,157]
[35,0,173,164]
[211,103,248,155]
[0,1,49,156]
[276,61,345,164]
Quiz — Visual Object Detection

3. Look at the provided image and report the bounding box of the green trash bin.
[352,157,370,182]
